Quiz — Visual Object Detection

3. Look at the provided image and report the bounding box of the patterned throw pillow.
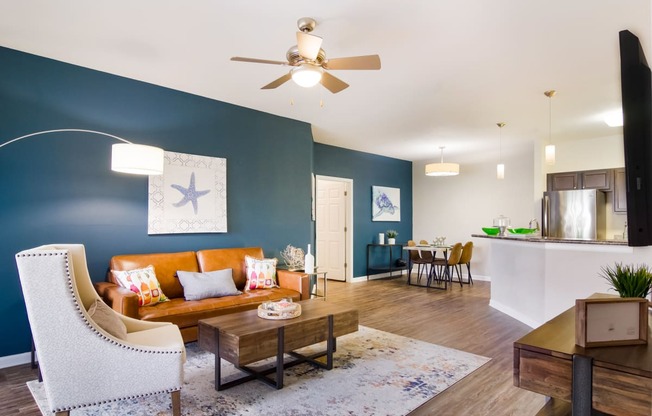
[244,255,278,291]
[112,265,169,307]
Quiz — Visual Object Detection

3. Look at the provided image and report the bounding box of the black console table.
[366,243,406,280]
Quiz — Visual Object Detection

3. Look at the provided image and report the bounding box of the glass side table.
[306,271,327,300]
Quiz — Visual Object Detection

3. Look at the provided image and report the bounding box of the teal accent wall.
[0,47,313,358]
[314,143,413,277]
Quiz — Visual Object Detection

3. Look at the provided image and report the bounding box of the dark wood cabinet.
[613,168,627,213]
[547,169,615,192]
[581,169,612,190]
[547,172,580,191]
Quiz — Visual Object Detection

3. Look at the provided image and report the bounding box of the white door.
[316,177,352,281]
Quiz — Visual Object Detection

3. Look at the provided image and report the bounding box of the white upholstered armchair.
[15,244,185,416]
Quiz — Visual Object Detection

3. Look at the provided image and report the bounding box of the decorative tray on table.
[257,299,302,320]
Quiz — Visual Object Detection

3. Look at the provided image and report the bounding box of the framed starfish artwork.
[148,151,227,234]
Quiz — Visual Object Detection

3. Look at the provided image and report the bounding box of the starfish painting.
[170,172,210,215]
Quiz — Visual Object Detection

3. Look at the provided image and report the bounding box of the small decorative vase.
[378,233,385,244]
[388,238,396,245]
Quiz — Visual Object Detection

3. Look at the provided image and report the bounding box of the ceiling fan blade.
[320,72,349,94]
[261,73,292,90]
[324,55,381,70]
[296,31,323,61]
[231,56,288,66]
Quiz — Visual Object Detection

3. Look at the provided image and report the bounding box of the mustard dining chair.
[433,242,463,287]
[457,241,474,284]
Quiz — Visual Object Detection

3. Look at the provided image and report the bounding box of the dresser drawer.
[593,366,652,416]
[517,349,572,400]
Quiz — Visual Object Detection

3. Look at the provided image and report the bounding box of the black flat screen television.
[619,30,652,246]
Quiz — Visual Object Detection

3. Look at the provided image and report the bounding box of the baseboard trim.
[489,299,541,329]
[0,351,31,369]
[351,270,490,283]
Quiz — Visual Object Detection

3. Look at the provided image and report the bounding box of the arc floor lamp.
[0,128,165,175]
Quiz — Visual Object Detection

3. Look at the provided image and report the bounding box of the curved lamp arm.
[0,128,164,175]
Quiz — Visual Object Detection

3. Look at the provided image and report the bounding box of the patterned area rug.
[28,326,489,415]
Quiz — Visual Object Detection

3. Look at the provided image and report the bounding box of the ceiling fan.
[231,17,381,94]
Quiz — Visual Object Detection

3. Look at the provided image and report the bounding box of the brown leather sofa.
[94,247,310,342]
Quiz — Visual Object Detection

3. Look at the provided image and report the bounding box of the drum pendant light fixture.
[496,122,506,179]
[425,146,460,176]
[544,90,556,165]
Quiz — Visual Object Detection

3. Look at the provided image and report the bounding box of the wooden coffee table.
[198,300,359,390]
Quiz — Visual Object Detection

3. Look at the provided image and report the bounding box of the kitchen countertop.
[471,233,628,246]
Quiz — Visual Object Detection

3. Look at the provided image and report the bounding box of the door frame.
[315,175,354,282]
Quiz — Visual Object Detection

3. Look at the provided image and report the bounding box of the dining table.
[402,244,452,288]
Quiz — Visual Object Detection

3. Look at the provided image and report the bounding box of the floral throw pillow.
[244,255,278,291]
[112,265,169,307]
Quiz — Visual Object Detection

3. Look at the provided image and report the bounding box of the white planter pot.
[388,238,396,245]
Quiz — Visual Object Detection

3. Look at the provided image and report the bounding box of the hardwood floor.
[0,275,552,416]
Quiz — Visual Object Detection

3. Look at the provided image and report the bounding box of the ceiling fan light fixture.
[291,64,323,88]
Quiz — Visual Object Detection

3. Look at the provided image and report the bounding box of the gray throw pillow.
[87,299,128,339]
[177,269,241,301]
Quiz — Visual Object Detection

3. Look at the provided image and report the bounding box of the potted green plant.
[386,230,398,245]
[600,262,652,298]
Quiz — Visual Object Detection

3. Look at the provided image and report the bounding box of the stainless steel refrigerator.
[542,189,606,240]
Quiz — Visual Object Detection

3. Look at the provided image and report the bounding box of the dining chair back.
[458,241,474,284]
[430,242,463,288]
[407,240,430,284]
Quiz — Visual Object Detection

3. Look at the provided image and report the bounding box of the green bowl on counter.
[482,227,501,236]
[507,228,537,235]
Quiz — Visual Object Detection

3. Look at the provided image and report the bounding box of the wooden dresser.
[513,300,652,415]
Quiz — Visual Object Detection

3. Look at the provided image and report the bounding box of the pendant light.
[544,90,556,165]
[425,146,460,176]
[496,122,505,179]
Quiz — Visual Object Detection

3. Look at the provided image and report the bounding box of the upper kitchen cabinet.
[613,168,627,213]
[581,169,612,190]
[547,171,580,191]
[547,169,613,192]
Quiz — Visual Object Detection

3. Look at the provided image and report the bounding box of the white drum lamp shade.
[111,143,165,175]
[425,146,460,176]
[425,162,460,176]
[0,129,165,176]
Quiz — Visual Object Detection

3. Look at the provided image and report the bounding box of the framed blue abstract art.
[372,186,400,222]
[148,151,227,234]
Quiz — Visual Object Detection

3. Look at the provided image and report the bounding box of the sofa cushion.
[87,299,127,339]
[110,251,199,299]
[112,265,169,306]
[138,287,301,328]
[177,269,241,301]
[197,247,264,289]
[244,255,278,291]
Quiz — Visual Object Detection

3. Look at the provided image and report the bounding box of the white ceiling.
[0,0,649,164]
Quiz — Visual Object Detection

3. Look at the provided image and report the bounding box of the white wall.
[413,145,535,279]
[544,134,624,173]
[413,134,627,279]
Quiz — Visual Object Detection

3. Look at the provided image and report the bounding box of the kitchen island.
[472,234,652,328]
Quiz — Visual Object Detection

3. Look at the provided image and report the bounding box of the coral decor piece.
[281,245,305,270]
